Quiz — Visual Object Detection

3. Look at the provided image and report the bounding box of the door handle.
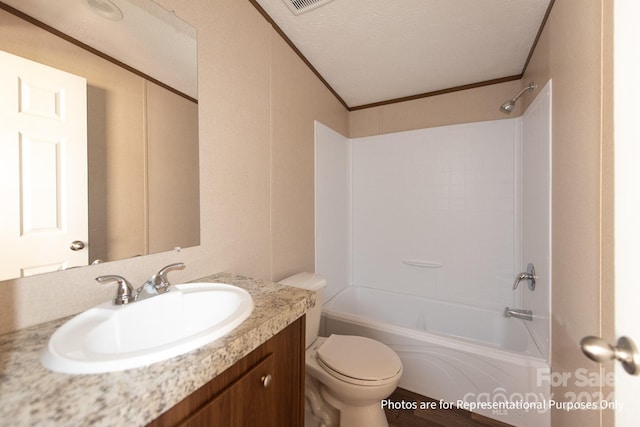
[70,240,85,251]
[580,335,640,375]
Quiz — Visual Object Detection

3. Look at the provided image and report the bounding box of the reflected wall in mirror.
[0,0,200,281]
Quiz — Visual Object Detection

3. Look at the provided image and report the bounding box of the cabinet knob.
[261,374,272,388]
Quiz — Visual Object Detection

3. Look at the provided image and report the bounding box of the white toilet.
[281,273,403,427]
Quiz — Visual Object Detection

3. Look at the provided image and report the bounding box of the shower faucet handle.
[513,263,536,290]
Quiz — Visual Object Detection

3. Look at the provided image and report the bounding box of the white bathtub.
[322,286,550,427]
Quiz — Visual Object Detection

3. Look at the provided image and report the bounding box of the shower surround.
[315,81,552,427]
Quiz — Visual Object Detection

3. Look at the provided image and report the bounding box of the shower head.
[499,82,536,114]
[500,100,516,114]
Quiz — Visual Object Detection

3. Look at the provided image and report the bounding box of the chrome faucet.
[97,263,186,305]
[504,307,533,321]
[513,263,536,290]
[136,262,186,298]
[96,275,136,305]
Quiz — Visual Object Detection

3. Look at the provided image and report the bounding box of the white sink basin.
[41,283,253,374]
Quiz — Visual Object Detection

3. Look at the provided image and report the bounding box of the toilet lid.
[316,335,402,382]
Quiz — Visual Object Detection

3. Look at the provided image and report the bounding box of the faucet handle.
[155,263,186,293]
[512,263,536,290]
[96,275,136,305]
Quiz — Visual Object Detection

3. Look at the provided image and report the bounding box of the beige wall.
[147,81,200,254]
[0,0,348,335]
[349,80,526,138]
[522,1,613,426]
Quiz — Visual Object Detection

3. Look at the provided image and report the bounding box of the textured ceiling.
[254,0,552,108]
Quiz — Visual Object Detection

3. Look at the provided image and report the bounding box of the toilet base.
[305,376,339,427]
[304,336,399,427]
[321,387,389,427]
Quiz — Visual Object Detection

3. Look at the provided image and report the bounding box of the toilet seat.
[316,335,402,386]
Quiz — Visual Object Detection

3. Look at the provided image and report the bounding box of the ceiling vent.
[282,0,337,15]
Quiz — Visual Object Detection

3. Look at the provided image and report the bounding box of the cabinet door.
[148,317,305,427]
[179,354,277,427]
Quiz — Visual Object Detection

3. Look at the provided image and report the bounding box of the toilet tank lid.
[279,272,326,291]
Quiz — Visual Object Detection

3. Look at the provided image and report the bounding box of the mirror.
[0,0,199,281]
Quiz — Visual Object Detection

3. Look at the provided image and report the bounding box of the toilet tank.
[279,272,326,348]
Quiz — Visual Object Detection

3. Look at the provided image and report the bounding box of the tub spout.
[504,307,533,321]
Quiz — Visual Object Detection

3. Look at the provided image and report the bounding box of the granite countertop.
[0,273,314,427]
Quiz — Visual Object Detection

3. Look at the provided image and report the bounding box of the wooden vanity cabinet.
[148,316,305,427]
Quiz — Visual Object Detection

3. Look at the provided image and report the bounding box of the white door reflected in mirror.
[0,50,88,280]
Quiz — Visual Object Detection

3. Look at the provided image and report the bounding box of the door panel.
[0,50,88,280]
[614,0,640,424]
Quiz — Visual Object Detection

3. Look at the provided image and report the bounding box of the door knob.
[580,335,640,375]
[70,240,85,251]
